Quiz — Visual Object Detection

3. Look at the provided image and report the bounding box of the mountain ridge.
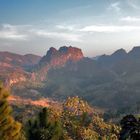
[1,45,140,110]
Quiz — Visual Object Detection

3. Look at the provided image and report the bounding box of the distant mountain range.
[1,46,140,110]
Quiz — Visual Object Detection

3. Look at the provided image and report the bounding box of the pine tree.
[0,82,23,140]
[28,108,63,140]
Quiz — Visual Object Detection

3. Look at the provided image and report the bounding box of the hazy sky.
[0,0,140,56]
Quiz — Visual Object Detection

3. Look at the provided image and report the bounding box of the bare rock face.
[39,46,83,66]
[34,46,84,81]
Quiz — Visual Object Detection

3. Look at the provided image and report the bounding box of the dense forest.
[1,82,140,140]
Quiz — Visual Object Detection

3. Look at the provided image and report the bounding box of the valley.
[0,46,140,122]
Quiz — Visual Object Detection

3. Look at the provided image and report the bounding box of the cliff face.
[39,46,83,67]
[34,46,84,81]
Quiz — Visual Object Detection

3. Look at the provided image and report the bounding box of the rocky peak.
[59,46,81,52]
[35,46,84,81]
[39,46,83,66]
[59,46,83,61]
[48,47,58,54]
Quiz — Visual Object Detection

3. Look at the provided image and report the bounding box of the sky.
[0,0,140,57]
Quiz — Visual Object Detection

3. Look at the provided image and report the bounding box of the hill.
[0,51,41,85]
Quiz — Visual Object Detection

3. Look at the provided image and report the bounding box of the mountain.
[40,57,116,99]
[0,51,41,68]
[0,46,84,85]
[2,46,140,111]
[98,48,127,67]
[0,51,41,85]
[39,46,83,66]
[98,46,140,75]
[30,46,140,110]
[33,46,84,81]
[128,46,140,58]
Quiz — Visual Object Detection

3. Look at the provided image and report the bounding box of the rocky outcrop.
[39,46,83,67]
[34,46,84,81]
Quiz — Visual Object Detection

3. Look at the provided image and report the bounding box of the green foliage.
[0,82,25,140]
[27,108,63,140]
[27,97,120,140]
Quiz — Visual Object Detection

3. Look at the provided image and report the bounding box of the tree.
[27,97,120,140]
[62,96,120,140]
[27,108,64,140]
[0,82,24,140]
[119,115,140,140]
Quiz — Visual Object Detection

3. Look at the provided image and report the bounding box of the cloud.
[56,25,75,31]
[32,29,82,42]
[121,16,140,22]
[80,25,140,32]
[0,24,28,40]
[3,22,140,43]
[0,24,82,42]
[108,2,121,13]
[51,23,140,33]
